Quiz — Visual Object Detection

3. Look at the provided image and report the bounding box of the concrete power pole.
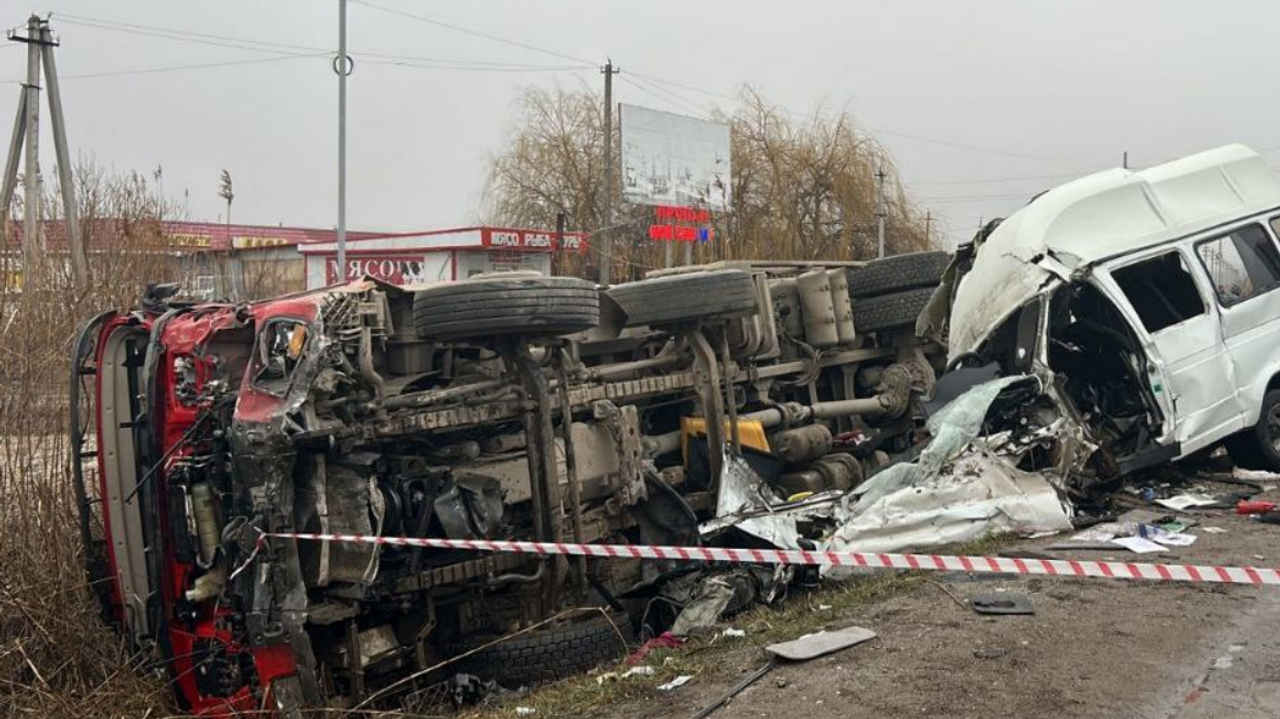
[599,59,619,286]
[39,19,85,285]
[875,166,887,258]
[924,210,932,247]
[21,16,40,285]
[1,16,86,288]
[336,0,350,283]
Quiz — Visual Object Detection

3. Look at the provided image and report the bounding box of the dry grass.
[0,165,182,719]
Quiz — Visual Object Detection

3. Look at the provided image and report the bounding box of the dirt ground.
[576,479,1280,719]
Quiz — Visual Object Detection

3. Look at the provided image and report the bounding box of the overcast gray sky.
[3,0,1277,246]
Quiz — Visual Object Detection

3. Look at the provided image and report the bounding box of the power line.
[363,58,590,73]
[868,127,1068,164]
[920,192,1036,203]
[619,76,710,119]
[61,52,327,80]
[627,69,1073,164]
[914,170,1092,186]
[56,13,589,71]
[628,69,737,102]
[626,74,716,116]
[350,0,592,66]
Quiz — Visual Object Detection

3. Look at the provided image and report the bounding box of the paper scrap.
[719,628,746,638]
[1072,525,1120,543]
[1202,526,1228,534]
[515,709,536,717]
[1111,536,1168,554]
[658,675,694,692]
[1142,525,1196,547]
[1155,494,1218,511]
[1233,468,1280,482]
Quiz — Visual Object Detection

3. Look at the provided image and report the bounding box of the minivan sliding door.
[1098,249,1243,453]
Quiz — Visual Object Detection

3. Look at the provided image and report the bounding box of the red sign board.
[481,228,586,253]
[654,205,712,224]
[326,256,427,284]
[650,205,714,243]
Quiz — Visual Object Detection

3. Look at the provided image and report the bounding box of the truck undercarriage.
[72,258,946,715]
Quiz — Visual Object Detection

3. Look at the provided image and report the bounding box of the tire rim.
[1268,403,1280,452]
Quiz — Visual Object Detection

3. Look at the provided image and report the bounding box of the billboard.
[620,104,731,211]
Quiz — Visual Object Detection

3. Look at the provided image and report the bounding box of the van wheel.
[1225,390,1280,471]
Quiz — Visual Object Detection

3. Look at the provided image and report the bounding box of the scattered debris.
[973,647,1008,660]
[449,673,501,707]
[767,626,878,661]
[670,577,736,637]
[596,666,657,685]
[719,628,746,639]
[824,377,1074,563]
[970,594,1035,615]
[626,632,684,665]
[1233,468,1280,482]
[686,626,877,719]
[1157,494,1220,510]
[1237,500,1277,515]
[515,708,537,717]
[1111,536,1168,554]
[657,675,694,692]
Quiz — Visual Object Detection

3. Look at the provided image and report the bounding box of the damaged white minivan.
[936,144,1280,491]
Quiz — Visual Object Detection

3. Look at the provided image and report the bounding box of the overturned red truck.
[72,257,947,715]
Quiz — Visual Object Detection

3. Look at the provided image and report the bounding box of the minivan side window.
[1111,251,1206,333]
[1196,224,1280,306]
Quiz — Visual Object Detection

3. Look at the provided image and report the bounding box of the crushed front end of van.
[938,144,1280,494]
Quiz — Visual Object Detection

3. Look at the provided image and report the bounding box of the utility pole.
[2,16,86,288]
[219,170,241,299]
[555,210,565,277]
[875,166,887,258]
[598,59,619,286]
[22,15,40,284]
[1123,151,1129,170]
[335,0,350,283]
[0,62,28,254]
[924,210,932,247]
[39,20,84,286]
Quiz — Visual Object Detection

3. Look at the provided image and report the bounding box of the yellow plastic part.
[680,417,770,466]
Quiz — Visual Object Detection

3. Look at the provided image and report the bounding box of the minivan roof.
[988,144,1280,269]
[947,144,1280,361]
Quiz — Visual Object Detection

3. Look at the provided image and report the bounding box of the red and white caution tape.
[265,532,1280,587]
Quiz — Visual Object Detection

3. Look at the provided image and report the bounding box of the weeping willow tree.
[485,85,937,281]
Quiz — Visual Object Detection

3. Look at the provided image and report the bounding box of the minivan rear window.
[1111,251,1205,333]
[1195,224,1280,306]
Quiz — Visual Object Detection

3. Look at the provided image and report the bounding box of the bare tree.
[484,85,937,280]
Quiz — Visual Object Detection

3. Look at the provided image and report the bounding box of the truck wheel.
[846,251,950,299]
[853,287,936,333]
[413,276,600,339]
[447,613,632,687]
[607,270,757,327]
[1225,390,1280,471]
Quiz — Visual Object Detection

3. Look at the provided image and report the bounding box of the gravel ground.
[598,481,1280,719]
